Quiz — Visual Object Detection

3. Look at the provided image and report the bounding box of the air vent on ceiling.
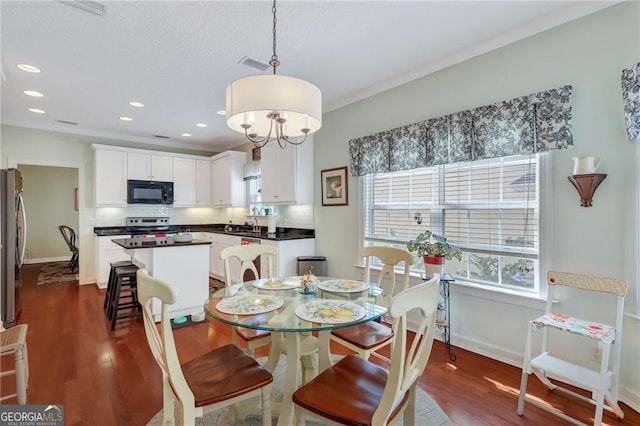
[238,56,270,71]
[57,120,78,125]
[153,135,170,139]
[59,0,105,16]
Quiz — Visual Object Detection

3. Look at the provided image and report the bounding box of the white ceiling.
[1,1,617,152]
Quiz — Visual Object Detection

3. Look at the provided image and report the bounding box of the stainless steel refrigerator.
[1,168,27,328]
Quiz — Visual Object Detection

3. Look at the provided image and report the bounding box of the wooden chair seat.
[292,354,408,426]
[181,344,273,407]
[293,275,440,426]
[330,321,393,350]
[235,327,271,342]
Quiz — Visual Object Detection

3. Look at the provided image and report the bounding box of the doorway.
[17,164,80,271]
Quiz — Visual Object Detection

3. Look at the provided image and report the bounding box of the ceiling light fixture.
[129,101,144,108]
[24,90,43,97]
[181,133,192,137]
[196,123,208,128]
[119,116,133,121]
[17,64,41,73]
[28,108,45,114]
[216,110,227,116]
[225,0,321,149]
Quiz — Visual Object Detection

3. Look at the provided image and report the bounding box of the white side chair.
[292,274,440,425]
[137,269,273,425]
[330,246,413,361]
[517,270,628,425]
[220,244,277,356]
[0,324,29,404]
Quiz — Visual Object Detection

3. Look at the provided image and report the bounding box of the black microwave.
[127,180,174,204]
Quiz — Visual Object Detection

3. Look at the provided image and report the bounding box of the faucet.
[251,217,259,233]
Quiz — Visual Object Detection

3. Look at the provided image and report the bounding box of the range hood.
[243,161,261,181]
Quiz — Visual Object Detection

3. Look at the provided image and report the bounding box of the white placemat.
[216,295,284,315]
[252,278,301,290]
[295,300,365,324]
[317,279,369,293]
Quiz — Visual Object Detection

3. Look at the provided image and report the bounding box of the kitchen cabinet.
[260,238,315,277]
[211,151,246,207]
[172,158,196,206]
[94,148,127,206]
[260,139,313,205]
[127,153,173,181]
[196,160,212,206]
[95,235,130,288]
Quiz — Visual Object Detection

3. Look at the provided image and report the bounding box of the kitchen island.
[111,237,211,321]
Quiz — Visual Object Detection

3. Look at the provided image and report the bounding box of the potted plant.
[407,230,462,278]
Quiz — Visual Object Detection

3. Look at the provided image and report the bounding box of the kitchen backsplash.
[94,204,314,229]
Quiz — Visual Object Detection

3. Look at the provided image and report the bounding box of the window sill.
[354,263,549,311]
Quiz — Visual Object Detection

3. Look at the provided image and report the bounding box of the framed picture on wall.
[321,166,348,206]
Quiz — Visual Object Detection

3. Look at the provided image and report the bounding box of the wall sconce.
[568,173,607,207]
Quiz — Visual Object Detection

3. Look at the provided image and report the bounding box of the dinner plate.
[252,277,301,290]
[295,301,366,324]
[216,294,284,315]
[317,279,369,293]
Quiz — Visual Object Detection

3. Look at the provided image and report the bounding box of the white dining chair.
[137,269,273,425]
[220,244,277,356]
[330,246,413,361]
[292,274,440,425]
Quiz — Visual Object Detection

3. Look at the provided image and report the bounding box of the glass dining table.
[204,276,386,426]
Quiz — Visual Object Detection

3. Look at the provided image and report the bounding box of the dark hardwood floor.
[3,263,639,425]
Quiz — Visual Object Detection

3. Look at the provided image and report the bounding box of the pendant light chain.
[269,0,280,75]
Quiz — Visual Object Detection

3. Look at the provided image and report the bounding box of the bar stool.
[108,265,142,330]
[103,260,135,312]
[0,324,29,404]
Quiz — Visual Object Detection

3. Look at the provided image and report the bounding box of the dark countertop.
[111,237,212,249]
[94,224,315,241]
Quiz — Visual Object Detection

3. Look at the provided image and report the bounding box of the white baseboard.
[409,319,640,414]
[25,256,70,264]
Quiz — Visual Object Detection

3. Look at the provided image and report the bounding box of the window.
[363,154,541,294]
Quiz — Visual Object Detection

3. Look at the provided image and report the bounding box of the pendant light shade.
[225,0,322,148]
[226,74,322,139]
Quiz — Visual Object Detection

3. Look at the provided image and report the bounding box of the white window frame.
[359,153,553,305]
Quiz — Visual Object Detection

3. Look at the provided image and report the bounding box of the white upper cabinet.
[127,153,173,181]
[211,150,247,207]
[260,139,313,205]
[94,148,127,206]
[172,157,196,206]
[196,160,212,206]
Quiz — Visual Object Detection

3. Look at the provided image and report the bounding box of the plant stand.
[424,273,456,361]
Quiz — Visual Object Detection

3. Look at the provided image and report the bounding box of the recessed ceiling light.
[216,110,227,116]
[28,108,45,114]
[17,64,41,73]
[129,101,144,108]
[119,116,133,121]
[181,133,192,137]
[196,123,208,128]
[24,90,43,97]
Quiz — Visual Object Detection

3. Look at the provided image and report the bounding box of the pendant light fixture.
[225,0,322,148]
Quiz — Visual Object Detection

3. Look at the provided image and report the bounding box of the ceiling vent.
[238,56,270,71]
[57,120,78,125]
[153,134,170,139]
[59,0,105,16]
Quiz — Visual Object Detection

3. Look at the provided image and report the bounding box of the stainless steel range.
[125,217,179,236]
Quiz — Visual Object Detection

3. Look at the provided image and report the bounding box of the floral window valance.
[349,85,573,176]
[621,62,640,140]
